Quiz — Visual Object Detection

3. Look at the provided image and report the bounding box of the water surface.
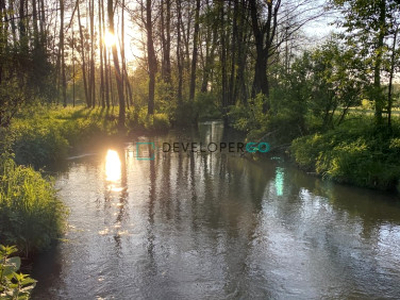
[32,122,400,299]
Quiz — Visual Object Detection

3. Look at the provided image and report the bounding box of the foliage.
[291,118,400,190]
[0,245,36,299]
[128,107,170,133]
[330,0,400,124]
[228,93,268,137]
[195,92,222,121]
[9,106,119,167]
[0,154,68,255]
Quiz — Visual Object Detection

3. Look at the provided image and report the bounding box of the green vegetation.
[0,245,36,299]
[9,106,119,168]
[291,118,400,190]
[0,154,67,256]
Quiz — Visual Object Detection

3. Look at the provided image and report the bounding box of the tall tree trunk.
[146,0,157,115]
[101,0,110,108]
[90,0,96,107]
[249,0,280,112]
[121,0,130,110]
[220,0,228,108]
[99,0,105,108]
[108,0,125,128]
[165,0,171,83]
[374,0,386,125]
[176,0,183,103]
[234,0,249,104]
[77,2,90,106]
[229,0,238,105]
[72,28,76,106]
[161,0,171,83]
[388,25,398,129]
[60,0,67,107]
[189,0,200,101]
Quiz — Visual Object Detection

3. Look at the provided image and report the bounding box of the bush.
[13,124,69,168]
[290,118,400,190]
[0,244,36,299]
[228,93,268,137]
[171,101,197,127]
[128,107,171,133]
[0,154,68,255]
[195,92,222,121]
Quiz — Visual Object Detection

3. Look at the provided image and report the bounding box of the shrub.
[290,118,400,190]
[195,92,222,121]
[13,124,69,168]
[0,244,36,299]
[0,154,68,255]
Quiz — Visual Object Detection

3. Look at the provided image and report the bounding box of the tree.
[249,0,326,112]
[108,0,126,127]
[189,0,201,101]
[331,0,400,125]
[145,0,157,115]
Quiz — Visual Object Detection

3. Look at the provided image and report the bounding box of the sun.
[104,31,116,47]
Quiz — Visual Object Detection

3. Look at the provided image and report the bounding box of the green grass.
[9,105,121,168]
[9,105,174,167]
[0,154,68,256]
[290,117,400,191]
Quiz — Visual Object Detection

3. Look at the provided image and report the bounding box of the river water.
[32,121,400,299]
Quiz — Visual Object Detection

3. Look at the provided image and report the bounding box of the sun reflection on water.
[105,149,121,183]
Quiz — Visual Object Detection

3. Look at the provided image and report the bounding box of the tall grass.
[0,154,68,256]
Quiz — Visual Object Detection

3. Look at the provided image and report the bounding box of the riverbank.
[289,117,400,192]
[228,102,400,193]
[6,105,171,168]
[0,105,172,259]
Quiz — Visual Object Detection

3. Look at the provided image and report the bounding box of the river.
[31,121,400,299]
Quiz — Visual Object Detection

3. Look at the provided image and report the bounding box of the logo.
[135,141,270,160]
[136,142,156,161]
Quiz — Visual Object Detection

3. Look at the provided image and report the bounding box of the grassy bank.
[0,105,172,258]
[290,117,400,191]
[0,154,67,256]
[7,105,171,168]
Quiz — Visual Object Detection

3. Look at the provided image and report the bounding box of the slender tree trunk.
[374,0,386,125]
[146,0,157,115]
[77,3,90,106]
[72,29,76,106]
[229,0,238,105]
[108,0,125,128]
[165,0,171,82]
[101,0,110,108]
[388,25,398,129]
[99,0,105,108]
[176,0,183,103]
[220,0,228,108]
[90,0,96,107]
[60,0,67,107]
[189,0,200,101]
[121,0,130,110]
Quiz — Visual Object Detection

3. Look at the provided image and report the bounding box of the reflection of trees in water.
[113,147,128,251]
[146,142,156,272]
[286,164,400,237]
